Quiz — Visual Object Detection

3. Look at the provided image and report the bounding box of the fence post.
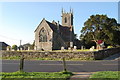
[63,57,67,72]
[19,57,24,72]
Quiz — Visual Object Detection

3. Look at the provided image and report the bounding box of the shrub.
[12,45,18,51]
[107,46,113,48]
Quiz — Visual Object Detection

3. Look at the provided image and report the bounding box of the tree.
[80,14,120,49]
[12,45,18,51]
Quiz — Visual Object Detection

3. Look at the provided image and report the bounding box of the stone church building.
[34,9,75,50]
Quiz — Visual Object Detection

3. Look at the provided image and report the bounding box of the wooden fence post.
[19,57,24,72]
[63,57,67,72]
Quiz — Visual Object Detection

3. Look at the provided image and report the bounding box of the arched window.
[39,28,47,42]
[65,17,67,23]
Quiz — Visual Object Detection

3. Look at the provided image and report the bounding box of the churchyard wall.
[1,47,120,60]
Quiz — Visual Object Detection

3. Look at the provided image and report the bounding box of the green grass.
[0,71,73,79]
[53,49,98,52]
[90,71,120,80]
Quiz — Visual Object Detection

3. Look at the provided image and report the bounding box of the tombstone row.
[61,46,77,51]
[6,46,31,51]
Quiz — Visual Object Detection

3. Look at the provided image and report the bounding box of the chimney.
[52,20,57,25]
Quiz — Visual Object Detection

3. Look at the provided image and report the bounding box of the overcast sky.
[0,1,119,46]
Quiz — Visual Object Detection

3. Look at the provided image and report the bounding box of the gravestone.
[73,46,77,51]
[61,46,65,50]
[89,46,95,51]
[81,46,84,50]
[68,47,71,50]
[34,46,37,50]
[28,47,30,51]
[20,48,23,51]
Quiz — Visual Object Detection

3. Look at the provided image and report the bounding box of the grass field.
[0,71,73,79]
[90,71,119,79]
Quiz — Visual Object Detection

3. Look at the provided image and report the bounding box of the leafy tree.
[12,45,18,51]
[80,14,120,48]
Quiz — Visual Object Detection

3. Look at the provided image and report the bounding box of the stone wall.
[1,51,94,60]
[93,47,120,60]
[1,47,120,60]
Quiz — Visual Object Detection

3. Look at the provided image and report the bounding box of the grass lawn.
[53,49,98,52]
[90,71,119,79]
[0,71,73,79]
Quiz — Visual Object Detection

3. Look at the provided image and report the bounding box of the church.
[34,9,75,50]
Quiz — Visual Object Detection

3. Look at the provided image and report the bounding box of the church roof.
[34,18,72,42]
[46,20,71,37]
[34,18,57,32]
[45,20,58,32]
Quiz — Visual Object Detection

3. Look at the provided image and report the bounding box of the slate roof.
[0,42,9,46]
[46,20,71,35]
[45,20,57,32]
[35,19,73,42]
[46,20,72,42]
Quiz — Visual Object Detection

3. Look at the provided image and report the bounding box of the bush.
[107,46,113,48]
[12,45,18,51]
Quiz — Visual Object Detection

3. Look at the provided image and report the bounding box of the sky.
[0,1,119,46]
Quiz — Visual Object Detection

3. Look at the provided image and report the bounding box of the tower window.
[65,17,67,23]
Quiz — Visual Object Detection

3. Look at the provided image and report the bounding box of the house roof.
[0,42,9,46]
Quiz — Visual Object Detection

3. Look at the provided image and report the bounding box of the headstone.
[73,46,77,51]
[61,46,64,50]
[89,46,94,51]
[17,49,19,51]
[90,48,93,51]
[28,47,30,51]
[68,47,71,50]
[92,46,95,49]
[20,48,23,51]
[81,46,84,50]
[34,46,37,50]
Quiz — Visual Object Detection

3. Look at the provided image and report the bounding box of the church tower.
[61,8,73,30]
[61,8,74,48]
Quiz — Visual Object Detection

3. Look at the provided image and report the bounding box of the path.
[69,72,93,80]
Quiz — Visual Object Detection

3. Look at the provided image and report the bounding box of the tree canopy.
[80,14,120,47]
[12,45,18,51]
